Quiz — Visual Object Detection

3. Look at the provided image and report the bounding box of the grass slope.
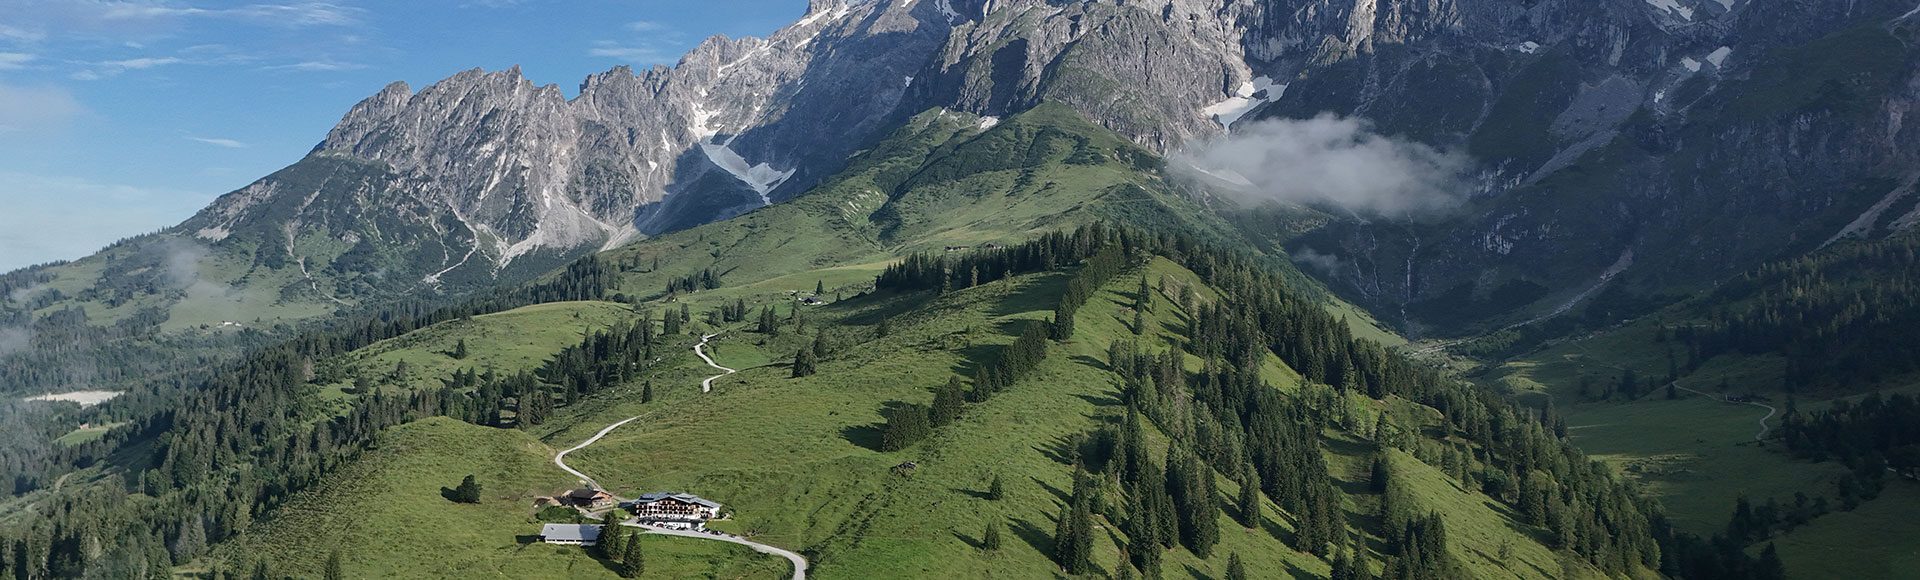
[212,416,785,579]
[546,257,1589,578]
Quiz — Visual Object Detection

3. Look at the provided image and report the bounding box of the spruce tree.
[1226,552,1248,580]
[982,520,1002,551]
[453,474,482,503]
[792,348,817,378]
[619,534,645,578]
[816,280,825,295]
[452,338,469,359]
[1236,467,1263,529]
[324,550,345,580]
[598,512,624,559]
[641,381,654,403]
[932,377,965,427]
[880,404,933,451]
[988,473,1006,501]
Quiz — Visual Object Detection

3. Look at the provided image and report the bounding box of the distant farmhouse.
[539,523,602,546]
[622,492,723,530]
[564,488,617,510]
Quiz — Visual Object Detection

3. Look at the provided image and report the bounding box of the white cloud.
[99,2,361,28]
[0,82,85,134]
[0,53,34,70]
[70,55,186,80]
[103,56,183,69]
[187,136,247,148]
[626,21,667,32]
[1172,114,1472,219]
[588,41,672,64]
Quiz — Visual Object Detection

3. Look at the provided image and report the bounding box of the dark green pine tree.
[641,381,654,404]
[880,404,933,452]
[324,550,345,580]
[1330,550,1355,580]
[1135,276,1152,312]
[1757,542,1785,580]
[816,280,825,295]
[932,377,966,427]
[453,474,483,503]
[982,520,1003,551]
[452,338,469,359]
[987,473,1006,501]
[1370,454,1390,494]
[597,512,625,559]
[1226,552,1248,580]
[1132,309,1146,335]
[1236,466,1263,529]
[1052,468,1097,574]
[1053,305,1077,340]
[619,534,645,578]
[792,348,817,378]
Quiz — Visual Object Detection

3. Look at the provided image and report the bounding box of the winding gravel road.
[694,332,736,393]
[553,416,642,492]
[633,524,808,580]
[550,330,808,578]
[1675,383,1778,442]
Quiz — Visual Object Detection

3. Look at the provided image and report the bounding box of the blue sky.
[0,0,805,271]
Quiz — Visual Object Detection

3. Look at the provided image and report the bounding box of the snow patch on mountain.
[701,142,794,205]
[1705,46,1732,68]
[1203,76,1284,129]
[1645,0,1694,20]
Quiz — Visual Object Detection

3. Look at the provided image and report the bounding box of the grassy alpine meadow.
[314,301,638,397]
[1480,306,1920,577]
[208,416,786,579]
[545,256,1599,578]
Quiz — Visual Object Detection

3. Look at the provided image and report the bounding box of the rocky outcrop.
[174,0,1920,330]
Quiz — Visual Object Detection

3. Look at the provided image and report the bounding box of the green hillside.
[1474,233,1920,578]
[0,103,1710,580]
[207,416,786,579]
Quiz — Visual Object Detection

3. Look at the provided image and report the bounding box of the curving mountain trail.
[633,524,808,580]
[695,332,737,393]
[1674,384,1778,443]
[551,331,808,578]
[553,416,642,493]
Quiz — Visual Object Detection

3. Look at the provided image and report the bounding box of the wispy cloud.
[70,55,185,80]
[99,2,363,28]
[588,41,673,64]
[263,59,364,72]
[626,20,667,32]
[0,82,85,134]
[187,136,247,148]
[0,53,33,70]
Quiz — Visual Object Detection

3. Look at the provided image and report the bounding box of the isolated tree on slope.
[619,535,645,578]
[792,348,817,378]
[324,550,345,580]
[453,474,482,503]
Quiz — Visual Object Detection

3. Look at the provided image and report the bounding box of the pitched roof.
[627,491,723,509]
[673,493,723,509]
[540,524,602,543]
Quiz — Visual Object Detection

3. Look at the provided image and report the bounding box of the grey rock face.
[178,0,1920,331]
[190,0,1296,280]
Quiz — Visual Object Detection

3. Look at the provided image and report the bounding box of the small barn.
[565,488,616,509]
[539,524,602,546]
